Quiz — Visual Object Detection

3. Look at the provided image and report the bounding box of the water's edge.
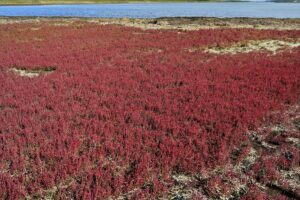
[1,16,299,30]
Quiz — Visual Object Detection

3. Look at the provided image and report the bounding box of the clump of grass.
[10,65,56,78]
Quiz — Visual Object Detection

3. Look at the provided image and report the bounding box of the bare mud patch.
[136,47,164,54]
[53,21,74,26]
[168,174,196,200]
[30,27,41,31]
[203,39,300,54]
[280,167,300,190]
[11,66,56,78]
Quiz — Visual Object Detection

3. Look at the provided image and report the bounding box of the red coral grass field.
[0,20,299,199]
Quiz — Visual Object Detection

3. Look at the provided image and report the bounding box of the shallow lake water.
[0,2,299,19]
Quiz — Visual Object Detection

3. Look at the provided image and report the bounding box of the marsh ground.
[0,17,299,199]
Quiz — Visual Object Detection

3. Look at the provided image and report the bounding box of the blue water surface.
[0,2,299,18]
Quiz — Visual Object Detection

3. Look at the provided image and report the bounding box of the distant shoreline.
[0,0,223,6]
[0,0,298,6]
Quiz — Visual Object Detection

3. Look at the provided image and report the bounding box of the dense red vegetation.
[0,21,299,199]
